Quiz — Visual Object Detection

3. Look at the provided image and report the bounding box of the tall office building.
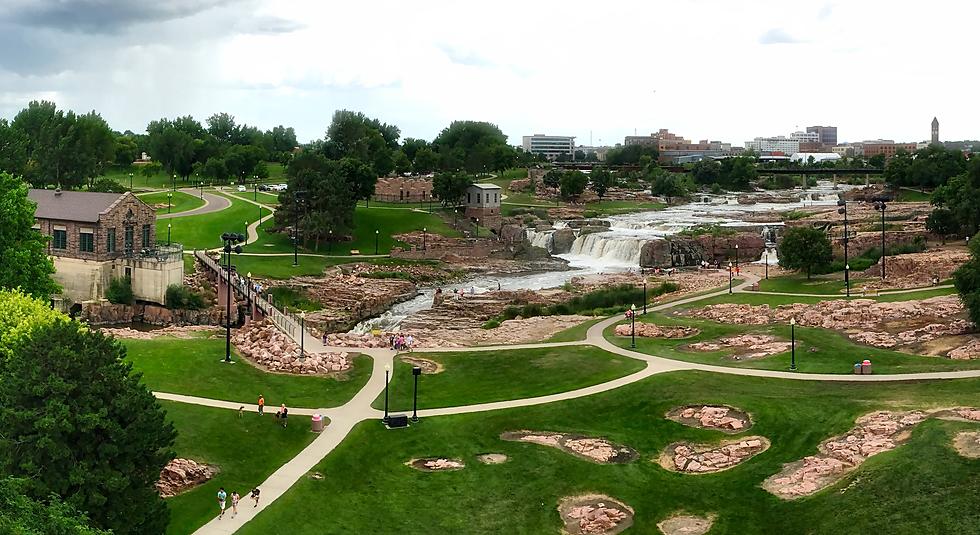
[522,135,575,159]
[931,117,940,144]
[806,126,838,146]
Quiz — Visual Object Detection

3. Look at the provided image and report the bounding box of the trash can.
[861,359,873,375]
[853,363,862,375]
[311,413,325,433]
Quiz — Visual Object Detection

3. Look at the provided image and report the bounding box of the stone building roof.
[469,183,501,190]
[28,189,131,222]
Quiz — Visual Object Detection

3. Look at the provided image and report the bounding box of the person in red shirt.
[257,395,265,415]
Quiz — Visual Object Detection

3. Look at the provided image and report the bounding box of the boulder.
[551,227,577,254]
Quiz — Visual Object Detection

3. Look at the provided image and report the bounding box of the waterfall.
[756,246,779,265]
[527,230,555,252]
[561,232,648,266]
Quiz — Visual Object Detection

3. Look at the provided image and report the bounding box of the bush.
[105,277,133,305]
[88,177,128,193]
[488,282,679,323]
[481,319,501,329]
[164,284,206,310]
[582,210,599,218]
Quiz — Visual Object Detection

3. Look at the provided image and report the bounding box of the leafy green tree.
[867,153,886,169]
[926,207,957,244]
[0,318,175,535]
[719,156,757,190]
[542,169,562,190]
[690,158,721,185]
[88,177,127,193]
[265,125,298,153]
[651,172,688,203]
[559,170,588,201]
[432,171,474,207]
[604,144,659,165]
[412,147,438,174]
[954,233,980,325]
[202,157,228,182]
[223,144,266,182]
[931,158,980,236]
[0,118,29,176]
[400,137,430,161]
[113,135,140,165]
[0,289,61,358]
[0,173,59,298]
[278,153,364,245]
[0,478,108,535]
[778,226,833,279]
[146,124,196,179]
[139,161,162,179]
[589,166,613,201]
[431,121,514,173]
[206,112,239,143]
[324,109,398,177]
[392,149,412,175]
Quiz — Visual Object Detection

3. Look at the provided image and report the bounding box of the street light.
[172,174,177,191]
[166,223,172,246]
[728,261,734,294]
[129,172,133,190]
[246,271,252,309]
[735,243,739,270]
[221,232,246,363]
[383,364,391,424]
[789,317,797,370]
[167,192,172,214]
[292,191,306,267]
[422,227,427,251]
[475,218,480,238]
[328,229,333,254]
[244,221,248,245]
[629,304,637,348]
[199,181,204,199]
[299,311,305,359]
[412,365,422,422]
[764,251,769,280]
[838,199,850,296]
[642,279,647,314]
[873,200,887,280]
[375,229,380,255]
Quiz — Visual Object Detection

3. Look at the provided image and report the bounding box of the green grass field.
[162,401,316,535]
[896,188,931,202]
[239,371,980,534]
[159,193,259,250]
[373,346,644,411]
[139,190,206,215]
[690,286,957,308]
[124,334,372,408]
[606,314,980,374]
[545,318,604,342]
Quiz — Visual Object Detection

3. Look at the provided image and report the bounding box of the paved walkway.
[158,189,231,219]
[182,271,980,534]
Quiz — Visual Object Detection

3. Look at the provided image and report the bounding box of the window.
[124,226,134,252]
[477,193,482,204]
[142,224,151,248]
[79,231,94,253]
[467,192,471,204]
[107,228,116,253]
[52,229,67,250]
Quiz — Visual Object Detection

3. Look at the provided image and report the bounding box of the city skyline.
[1,0,976,145]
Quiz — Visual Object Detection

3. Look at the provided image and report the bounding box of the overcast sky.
[1,0,974,146]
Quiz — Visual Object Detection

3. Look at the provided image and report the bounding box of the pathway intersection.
[164,272,980,534]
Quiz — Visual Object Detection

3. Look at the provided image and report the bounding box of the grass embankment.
[607,313,980,374]
[240,372,980,534]
[545,317,605,342]
[372,346,644,412]
[896,188,931,202]
[162,401,315,535]
[157,193,259,250]
[139,190,206,215]
[693,286,957,308]
[484,283,678,328]
[124,334,372,407]
[267,286,323,311]
[230,255,442,280]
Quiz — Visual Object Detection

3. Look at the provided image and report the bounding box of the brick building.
[372,176,434,203]
[464,183,502,228]
[861,141,918,158]
[29,189,183,305]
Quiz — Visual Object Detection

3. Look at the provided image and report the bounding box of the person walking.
[250,487,261,507]
[257,395,265,415]
[280,404,288,428]
[217,487,228,519]
[231,491,240,518]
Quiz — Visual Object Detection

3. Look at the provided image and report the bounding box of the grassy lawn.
[757,273,852,295]
[231,255,441,279]
[139,190,206,215]
[159,194,260,250]
[545,317,604,342]
[606,314,980,374]
[583,199,667,216]
[372,346,645,411]
[691,286,957,308]
[896,188,931,202]
[124,334,372,408]
[162,401,316,535]
[268,286,323,311]
[240,371,980,534]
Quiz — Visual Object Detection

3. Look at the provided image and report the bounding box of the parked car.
[237,185,247,192]
[277,183,288,191]
[258,184,271,192]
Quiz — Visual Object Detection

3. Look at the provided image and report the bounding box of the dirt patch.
[659,436,770,474]
[399,356,444,374]
[558,494,634,535]
[763,410,927,500]
[932,407,980,422]
[476,453,508,464]
[657,513,716,535]
[406,457,465,472]
[686,334,790,360]
[953,432,980,458]
[666,405,752,433]
[614,323,700,339]
[501,431,637,464]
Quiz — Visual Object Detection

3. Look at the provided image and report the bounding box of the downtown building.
[625,129,733,163]
[522,135,575,159]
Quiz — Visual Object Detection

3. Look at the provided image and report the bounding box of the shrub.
[105,277,133,305]
[481,319,501,329]
[164,284,206,310]
[88,177,128,193]
[582,210,599,218]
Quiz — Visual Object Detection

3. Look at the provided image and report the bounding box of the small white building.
[464,183,501,221]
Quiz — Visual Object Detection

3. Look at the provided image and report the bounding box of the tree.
[278,153,364,246]
[392,149,412,175]
[431,121,515,173]
[206,112,239,143]
[867,153,887,169]
[432,171,474,207]
[778,226,833,279]
[201,157,229,182]
[542,169,562,190]
[0,118,29,176]
[412,147,438,174]
[559,170,588,201]
[690,158,721,185]
[926,207,957,244]
[113,134,139,165]
[0,289,61,359]
[0,478,108,535]
[264,125,298,154]
[88,177,127,193]
[604,144,659,165]
[651,172,688,203]
[931,158,980,236]
[719,156,757,190]
[146,124,196,179]
[590,166,613,201]
[0,173,59,298]
[954,234,980,325]
[324,109,398,177]
[0,317,175,535]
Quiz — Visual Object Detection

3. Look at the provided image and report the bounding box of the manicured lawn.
[231,254,442,279]
[240,372,980,534]
[692,286,957,308]
[162,401,316,535]
[606,314,980,374]
[124,334,373,408]
[139,190,206,215]
[896,188,931,202]
[757,273,853,295]
[159,194,260,250]
[372,346,645,411]
[545,317,604,342]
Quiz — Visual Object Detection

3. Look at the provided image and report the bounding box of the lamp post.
[172,174,176,191]
[299,311,305,359]
[728,261,734,294]
[328,229,333,254]
[243,221,248,245]
[475,218,480,238]
[292,192,306,267]
[764,251,769,280]
[422,227,427,251]
[873,200,887,280]
[129,172,133,190]
[383,364,391,424]
[642,280,647,314]
[246,271,252,309]
[412,365,422,422]
[838,199,850,296]
[167,192,172,214]
[629,304,637,348]
[789,317,797,370]
[735,243,739,270]
[221,232,246,363]
[199,181,204,199]
[253,178,258,201]
[375,229,380,255]
[166,223,171,246]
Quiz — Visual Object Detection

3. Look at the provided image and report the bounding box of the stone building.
[29,189,183,305]
[372,176,434,203]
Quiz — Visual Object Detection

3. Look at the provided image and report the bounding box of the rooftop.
[28,189,130,222]
[470,183,502,190]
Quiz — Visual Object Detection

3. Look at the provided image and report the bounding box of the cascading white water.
[527,230,555,252]
[561,232,647,268]
[755,246,779,265]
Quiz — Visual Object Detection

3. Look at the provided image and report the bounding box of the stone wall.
[372,177,433,203]
[81,302,233,326]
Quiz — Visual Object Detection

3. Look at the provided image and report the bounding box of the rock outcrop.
[156,458,216,498]
[232,319,350,375]
[657,514,715,535]
[559,495,633,535]
[663,437,769,474]
[640,232,766,268]
[859,250,968,290]
[408,458,465,471]
[688,334,791,359]
[947,339,980,360]
[667,405,752,432]
[100,325,216,340]
[551,227,577,254]
[614,323,699,339]
[501,431,637,464]
[81,302,230,326]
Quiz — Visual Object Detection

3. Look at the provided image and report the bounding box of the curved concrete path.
[158,189,232,219]
[184,271,980,534]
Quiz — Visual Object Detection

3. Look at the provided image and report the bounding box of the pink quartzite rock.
[156,458,215,497]
[567,504,628,534]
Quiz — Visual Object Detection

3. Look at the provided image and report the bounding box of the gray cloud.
[2,0,241,34]
[233,15,304,35]
[758,28,801,45]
